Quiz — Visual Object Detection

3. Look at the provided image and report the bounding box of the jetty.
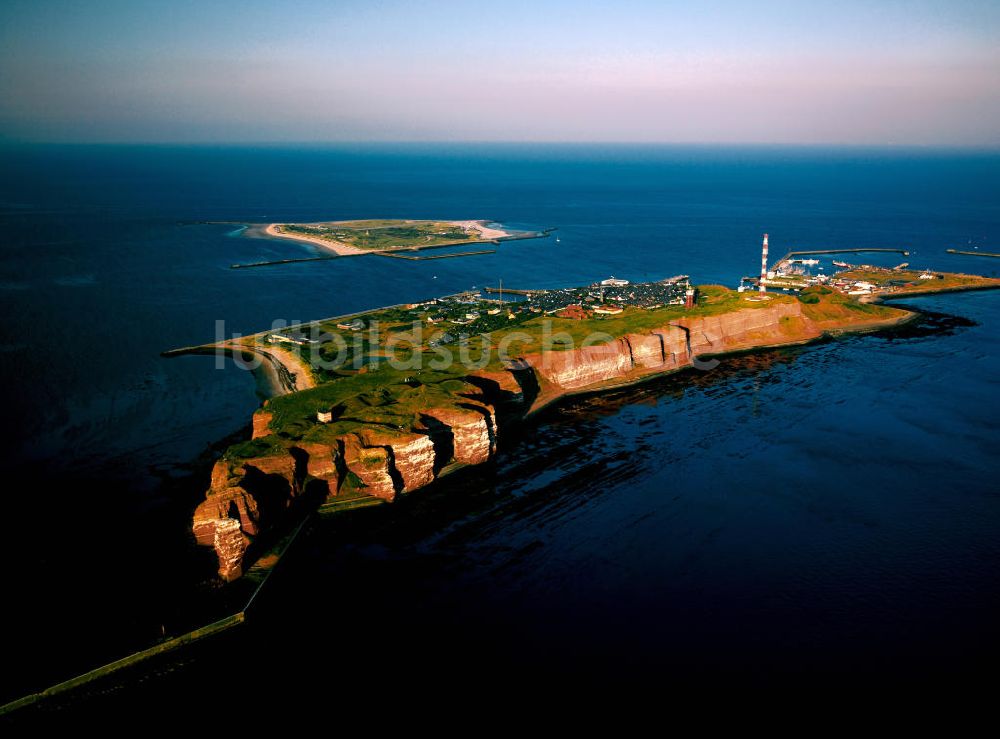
[374,249,497,261]
[946,248,1000,259]
[231,256,339,269]
[483,286,542,296]
[772,247,909,272]
[229,225,555,269]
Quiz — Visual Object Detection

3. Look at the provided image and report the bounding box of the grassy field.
[796,285,903,323]
[248,286,814,442]
[279,220,484,250]
[838,268,1000,291]
[260,286,801,383]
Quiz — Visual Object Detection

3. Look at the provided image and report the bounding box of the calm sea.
[1,144,999,700]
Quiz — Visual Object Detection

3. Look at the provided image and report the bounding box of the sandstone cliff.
[192,378,504,580]
[523,302,817,398]
[191,299,866,581]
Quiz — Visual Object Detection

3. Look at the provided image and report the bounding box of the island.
[264,218,514,256]
[176,267,1000,582]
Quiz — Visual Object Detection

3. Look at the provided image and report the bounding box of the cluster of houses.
[266,317,365,347]
[828,266,939,296]
[520,275,692,314]
[746,258,943,297]
[400,275,693,335]
[265,275,696,351]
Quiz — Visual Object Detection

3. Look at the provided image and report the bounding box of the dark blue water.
[1,144,999,700]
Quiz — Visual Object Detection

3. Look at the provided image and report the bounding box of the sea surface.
[1,144,999,701]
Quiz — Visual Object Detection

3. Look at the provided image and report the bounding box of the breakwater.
[946,248,1000,258]
[772,247,909,270]
[229,226,554,269]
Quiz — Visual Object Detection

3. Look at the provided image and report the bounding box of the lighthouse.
[685,285,695,309]
[759,233,769,294]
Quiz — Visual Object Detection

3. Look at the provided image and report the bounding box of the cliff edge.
[192,289,911,581]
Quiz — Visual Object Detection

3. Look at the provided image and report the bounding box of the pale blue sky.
[1,0,998,144]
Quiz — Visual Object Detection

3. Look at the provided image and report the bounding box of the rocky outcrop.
[341,435,398,501]
[530,338,634,390]
[527,303,816,392]
[297,442,338,482]
[650,325,692,370]
[467,369,525,405]
[251,409,273,439]
[423,403,495,465]
[626,332,668,369]
[381,432,437,491]
[192,460,260,546]
[213,518,248,582]
[674,301,818,354]
[344,429,439,496]
[192,452,303,580]
[196,402,502,577]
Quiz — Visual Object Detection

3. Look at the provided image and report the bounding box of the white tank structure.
[760,233,769,294]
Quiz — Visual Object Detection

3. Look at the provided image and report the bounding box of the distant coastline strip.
[227,220,554,268]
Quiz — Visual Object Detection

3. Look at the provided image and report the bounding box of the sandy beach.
[216,340,316,395]
[264,223,367,256]
[451,220,511,240]
[255,345,317,393]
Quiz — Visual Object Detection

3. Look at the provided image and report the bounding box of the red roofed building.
[556,304,589,320]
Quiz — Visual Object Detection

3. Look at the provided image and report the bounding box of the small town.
[264,274,695,349]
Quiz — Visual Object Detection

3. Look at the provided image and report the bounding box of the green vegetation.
[253,286,807,443]
[796,285,899,323]
[265,365,473,440]
[798,286,833,304]
[225,434,290,461]
[839,268,999,292]
[234,283,924,460]
[280,219,486,250]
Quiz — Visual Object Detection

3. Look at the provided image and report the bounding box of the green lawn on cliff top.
[246,286,816,449]
[839,268,999,291]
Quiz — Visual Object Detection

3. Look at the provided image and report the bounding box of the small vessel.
[832,260,850,268]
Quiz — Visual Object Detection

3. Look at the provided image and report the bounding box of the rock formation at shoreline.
[524,302,814,393]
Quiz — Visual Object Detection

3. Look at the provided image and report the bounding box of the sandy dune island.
[265,219,511,256]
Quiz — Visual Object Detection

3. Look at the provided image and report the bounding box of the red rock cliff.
[525,302,819,395]
[193,300,830,581]
[193,383,504,580]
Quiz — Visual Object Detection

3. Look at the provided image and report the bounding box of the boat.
[832,260,850,268]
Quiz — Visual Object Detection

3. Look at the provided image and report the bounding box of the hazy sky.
[1,0,998,144]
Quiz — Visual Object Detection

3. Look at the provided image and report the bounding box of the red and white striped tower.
[759,233,769,294]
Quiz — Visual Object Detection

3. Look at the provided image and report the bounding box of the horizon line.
[2,138,1000,151]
